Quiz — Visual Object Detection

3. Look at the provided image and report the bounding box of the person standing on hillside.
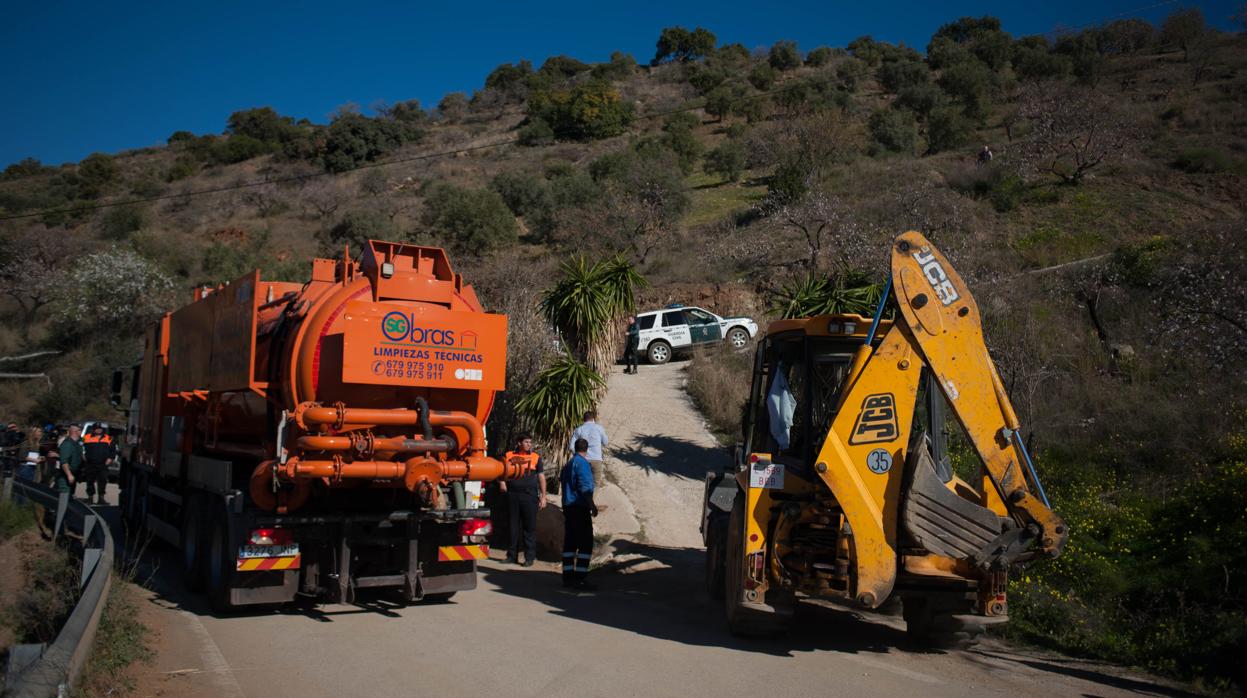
[82,424,116,505]
[569,410,609,487]
[560,438,597,591]
[56,424,83,497]
[623,316,640,375]
[499,434,545,566]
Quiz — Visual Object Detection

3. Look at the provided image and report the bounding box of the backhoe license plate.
[239,544,299,559]
[749,461,784,489]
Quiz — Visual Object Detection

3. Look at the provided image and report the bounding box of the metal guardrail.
[1,476,115,698]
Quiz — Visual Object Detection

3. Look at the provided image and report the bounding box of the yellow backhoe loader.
[702,231,1067,641]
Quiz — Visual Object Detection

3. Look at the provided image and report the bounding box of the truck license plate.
[239,544,299,559]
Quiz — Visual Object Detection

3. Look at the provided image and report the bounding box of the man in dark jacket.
[560,438,597,590]
[56,424,83,496]
[624,315,640,375]
[499,434,546,566]
[81,424,116,505]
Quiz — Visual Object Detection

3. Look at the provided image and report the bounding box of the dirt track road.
[110,361,1180,697]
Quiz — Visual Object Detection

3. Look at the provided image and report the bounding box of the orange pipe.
[300,406,487,453]
[279,454,526,486]
[296,435,453,453]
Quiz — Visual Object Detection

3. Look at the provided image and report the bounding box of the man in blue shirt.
[569,411,609,487]
[560,438,597,591]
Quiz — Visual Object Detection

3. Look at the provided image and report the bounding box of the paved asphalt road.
[98,361,1181,697]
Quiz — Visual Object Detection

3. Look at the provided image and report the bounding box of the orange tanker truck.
[110,240,530,611]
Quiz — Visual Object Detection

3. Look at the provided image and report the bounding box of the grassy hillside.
[1,10,1245,688]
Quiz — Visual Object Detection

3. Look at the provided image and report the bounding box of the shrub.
[420,183,519,255]
[878,58,930,94]
[437,92,469,122]
[686,346,753,443]
[10,544,80,644]
[1013,44,1073,81]
[705,140,747,182]
[867,109,917,154]
[705,83,747,122]
[77,152,117,197]
[165,154,198,182]
[526,81,635,140]
[485,60,535,96]
[938,58,994,121]
[518,117,555,146]
[1,157,49,180]
[592,51,637,81]
[662,113,704,174]
[835,58,868,92]
[491,170,550,217]
[323,209,397,252]
[0,499,35,541]
[926,106,973,153]
[539,55,592,80]
[805,46,833,67]
[748,63,777,91]
[54,248,175,335]
[896,83,945,120]
[98,204,146,240]
[928,16,1013,70]
[212,134,271,164]
[1172,147,1239,173]
[1160,7,1206,60]
[322,114,414,173]
[847,36,882,66]
[768,40,801,71]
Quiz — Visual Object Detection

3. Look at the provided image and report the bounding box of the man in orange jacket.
[499,434,546,566]
[81,424,116,505]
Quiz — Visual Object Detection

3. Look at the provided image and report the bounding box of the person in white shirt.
[569,411,609,486]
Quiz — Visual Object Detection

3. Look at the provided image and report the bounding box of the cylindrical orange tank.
[162,241,516,513]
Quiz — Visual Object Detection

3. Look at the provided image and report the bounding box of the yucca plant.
[515,352,607,455]
[770,270,886,320]
[540,255,647,379]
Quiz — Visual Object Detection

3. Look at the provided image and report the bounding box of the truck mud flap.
[230,570,298,606]
[902,444,1006,563]
[419,561,477,596]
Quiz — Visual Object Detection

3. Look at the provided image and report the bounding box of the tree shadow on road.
[479,537,902,658]
[609,434,728,481]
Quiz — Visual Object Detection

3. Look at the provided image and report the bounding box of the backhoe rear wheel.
[903,596,981,648]
[704,511,728,600]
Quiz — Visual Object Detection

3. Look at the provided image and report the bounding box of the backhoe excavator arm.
[889,231,1067,559]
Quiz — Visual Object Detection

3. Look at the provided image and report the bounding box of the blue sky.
[2,1,1240,168]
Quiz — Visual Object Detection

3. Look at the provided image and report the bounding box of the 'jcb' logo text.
[913,247,960,306]
[850,394,899,445]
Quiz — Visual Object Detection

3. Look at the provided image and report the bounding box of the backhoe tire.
[704,511,728,600]
[724,493,792,636]
[647,341,672,365]
[207,507,239,614]
[903,596,979,649]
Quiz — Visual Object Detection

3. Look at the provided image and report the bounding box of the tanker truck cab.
[702,232,1066,642]
[120,241,530,611]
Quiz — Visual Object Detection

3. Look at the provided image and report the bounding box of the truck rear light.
[250,527,294,546]
[459,518,492,537]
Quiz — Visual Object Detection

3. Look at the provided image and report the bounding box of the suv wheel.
[647,341,672,365]
[727,327,749,349]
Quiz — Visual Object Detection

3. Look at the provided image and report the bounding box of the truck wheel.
[726,327,749,349]
[647,341,672,365]
[181,495,208,592]
[207,508,238,614]
[704,512,728,600]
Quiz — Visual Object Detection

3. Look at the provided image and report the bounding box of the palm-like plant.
[540,255,647,377]
[516,353,607,450]
[770,270,886,320]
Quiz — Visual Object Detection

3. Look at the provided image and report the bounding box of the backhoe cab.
[702,231,1067,641]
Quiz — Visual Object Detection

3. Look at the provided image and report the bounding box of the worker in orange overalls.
[81,424,116,505]
[499,434,546,566]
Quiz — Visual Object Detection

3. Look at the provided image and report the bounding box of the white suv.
[636,305,759,364]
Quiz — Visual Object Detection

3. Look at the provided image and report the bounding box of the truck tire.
[647,341,672,365]
[181,494,208,592]
[726,327,750,349]
[207,507,239,614]
[704,511,728,600]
